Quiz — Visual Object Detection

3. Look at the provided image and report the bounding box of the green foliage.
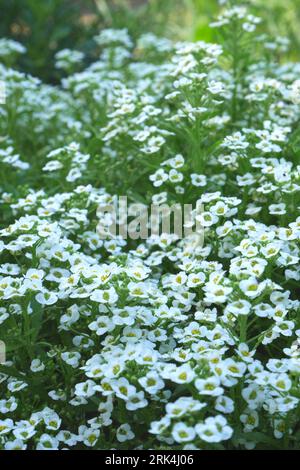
[1,0,299,82]
[0,0,300,452]
[0,0,98,81]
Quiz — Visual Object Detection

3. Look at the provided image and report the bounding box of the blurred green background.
[1,0,299,82]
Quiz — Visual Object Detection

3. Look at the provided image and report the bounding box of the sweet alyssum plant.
[0,1,300,450]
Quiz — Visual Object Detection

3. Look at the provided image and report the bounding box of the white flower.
[90,287,118,304]
[240,410,259,431]
[36,434,59,450]
[196,211,219,227]
[125,391,148,411]
[79,426,100,447]
[30,359,45,372]
[239,278,265,298]
[237,343,255,363]
[0,397,18,413]
[168,169,184,183]
[5,439,27,450]
[139,372,165,394]
[112,378,136,400]
[191,173,207,187]
[75,380,96,398]
[269,203,286,215]
[215,396,234,414]
[207,80,226,95]
[44,412,62,431]
[270,373,292,392]
[116,423,135,442]
[290,79,300,104]
[61,351,81,368]
[195,416,233,443]
[168,365,195,384]
[7,380,28,393]
[226,300,251,316]
[242,384,264,409]
[0,418,14,435]
[35,291,58,305]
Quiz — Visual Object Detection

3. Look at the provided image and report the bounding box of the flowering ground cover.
[0,1,300,451]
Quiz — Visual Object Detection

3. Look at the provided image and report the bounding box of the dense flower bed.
[0,2,300,450]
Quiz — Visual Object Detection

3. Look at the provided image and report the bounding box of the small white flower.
[172,422,196,443]
[116,423,135,442]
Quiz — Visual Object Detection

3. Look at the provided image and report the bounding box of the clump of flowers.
[0,0,300,451]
